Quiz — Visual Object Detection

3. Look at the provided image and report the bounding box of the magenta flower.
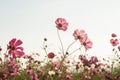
[79,55,90,67]
[55,18,68,31]
[81,35,93,50]
[73,29,86,40]
[110,39,119,46]
[7,38,24,58]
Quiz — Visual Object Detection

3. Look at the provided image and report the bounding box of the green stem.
[57,29,65,57]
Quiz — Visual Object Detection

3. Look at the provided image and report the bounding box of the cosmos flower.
[7,38,24,58]
[73,29,86,40]
[55,18,68,31]
[81,35,93,50]
[110,39,119,46]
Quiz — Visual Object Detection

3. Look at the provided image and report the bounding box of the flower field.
[0,18,120,80]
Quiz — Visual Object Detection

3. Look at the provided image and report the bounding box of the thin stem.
[111,48,117,72]
[43,41,48,56]
[69,45,83,56]
[66,40,77,53]
[57,29,65,57]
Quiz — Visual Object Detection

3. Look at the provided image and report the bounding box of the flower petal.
[16,47,24,51]
[9,38,16,45]
[15,40,23,46]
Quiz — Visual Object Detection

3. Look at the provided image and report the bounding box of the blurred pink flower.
[47,52,55,59]
[118,45,120,51]
[104,72,111,80]
[53,61,60,70]
[114,75,120,80]
[89,56,98,64]
[79,55,90,67]
[7,38,24,58]
[26,68,39,80]
[55,18,68,31]
[84,75,91,80]
[90,68,99,74]
[110,39,119,46]
[66,74,72,80]
[111,33,117,37]
[73,29,86,40]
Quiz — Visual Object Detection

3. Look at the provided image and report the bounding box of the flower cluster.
[73,29,92,50]
[0,18,120,80]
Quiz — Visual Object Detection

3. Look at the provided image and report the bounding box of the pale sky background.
[0,0,120,60]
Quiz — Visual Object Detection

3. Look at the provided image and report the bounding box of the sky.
[0,0,120,60]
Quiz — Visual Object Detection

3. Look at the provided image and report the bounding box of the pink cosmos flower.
[73,29,86,40]
[110,39,119,46]
[55,18,68,31]
[89,56,98,64]
[47,52,55,59]
[81,35,93,50]
[7,38,24,58]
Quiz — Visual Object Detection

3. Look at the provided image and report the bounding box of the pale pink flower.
[84,75,91,80]
[55,18,68,31]
[66,74,72,80]
[110,39,119,46]
[81,35,93,50]
[73,29,86,40]
[7,38,24,58]
[53,61,60,70]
